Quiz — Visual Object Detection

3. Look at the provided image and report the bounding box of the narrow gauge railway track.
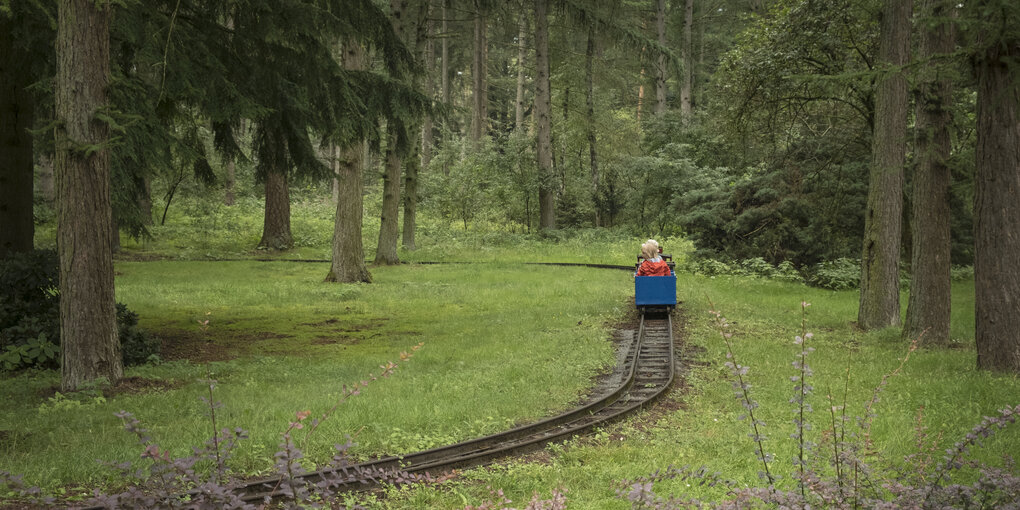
[232,311,677,503]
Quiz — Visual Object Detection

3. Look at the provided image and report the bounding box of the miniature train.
[635,253,677,312]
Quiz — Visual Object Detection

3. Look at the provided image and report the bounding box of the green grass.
[0,261,626,499]
[378,275,1019,509]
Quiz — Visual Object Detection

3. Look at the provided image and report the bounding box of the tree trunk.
[257,167,293,249]
[139,176,153,224]
[515,12,528,131]
[0,15,35,258]
[904,0,954,345]
[586,25,600,227]
[405,2,433,252]
[680,0,694,118]
[326,42,371,283]
[973,0,1020,372]
[442,0,450,109]
[376,0,407,264]
[858,0,910,331]
[224,158,236,206]
[56,0,122,392]
[470,1,488,144]
[654,0,667,115]
[535,0,555,230]
[375,141,402,264]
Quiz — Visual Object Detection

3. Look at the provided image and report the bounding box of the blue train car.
[635,273,677,308]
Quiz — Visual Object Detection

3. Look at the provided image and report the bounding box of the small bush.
[0,250,158,371]
[806,257,860,290]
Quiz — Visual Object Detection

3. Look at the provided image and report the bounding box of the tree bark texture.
[56,0,122,391]
[257,167,293,249]
[973,1,1020,372]
[535,0,556,230]
[375,143,402,264]
[586,25,601,227]
[654,0,667,115]
[680,0,694,118]
[515,12,528,131]
[0,15,36,258]
[326,139,371,283]
[904,0,954,345]
[326,45,370,282]
[858,0,910,331]
[470,1,488,144]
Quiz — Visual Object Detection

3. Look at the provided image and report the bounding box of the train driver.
[636,239,671,276]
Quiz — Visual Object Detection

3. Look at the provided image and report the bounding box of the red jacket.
[637,259,671,276]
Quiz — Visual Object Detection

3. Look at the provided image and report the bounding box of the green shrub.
[0,250,159,371]
[806,257,860,290]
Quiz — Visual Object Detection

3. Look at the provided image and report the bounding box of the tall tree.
[680,0,693,118]
[56,0,122,391]
[654,0,668,115]
[904,0,955,345]
[535,0,556,230]
[470,0,489,144]
[515,11,529,130]
[326,40,373,284]
[972,0,1020,372]
[858,0,911,331]
[403,0,432,252]
[375,0,414,265]
[586,23,601,226]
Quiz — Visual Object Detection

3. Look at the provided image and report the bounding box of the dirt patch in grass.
[33,376,184,401]
[159,330,238,362]
[311,335,361,346]
[105,376,185,397]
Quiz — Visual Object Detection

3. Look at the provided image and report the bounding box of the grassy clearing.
[380,275,1019,509]
[16,196,1019,507]
[0,261,626,498]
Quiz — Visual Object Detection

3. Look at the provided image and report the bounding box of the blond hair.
[641,240,659,260]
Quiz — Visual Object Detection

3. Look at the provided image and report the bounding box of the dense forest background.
[1,0,1018,390]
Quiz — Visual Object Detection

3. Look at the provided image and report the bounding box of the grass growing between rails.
[0,262,627,500]
[380,275,1020,509]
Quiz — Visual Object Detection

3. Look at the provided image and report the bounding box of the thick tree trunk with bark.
[535,0,555,230]
[326,41,371,283]
[0,16,36,258]
[327,140,372,283]
[858,0,910,331]
[470,1,488,144]
[680,0,694,118]
[515,13,528,130]
[973,2,1020,372]
[56,0,122,392]
[257,167,293,249]
[654,0,667,115]
[586,25,600,227]
[904,0,954,345]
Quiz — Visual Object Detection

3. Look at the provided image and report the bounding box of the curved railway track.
[234,309,677,503]
[77,261,678,507]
